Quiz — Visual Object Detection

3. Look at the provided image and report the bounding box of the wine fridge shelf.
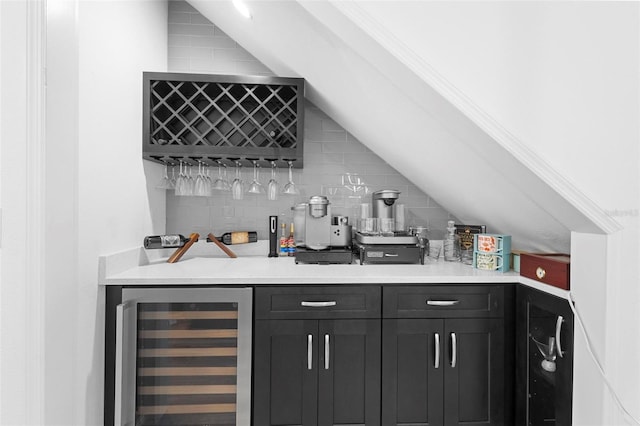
[143,72,305,168]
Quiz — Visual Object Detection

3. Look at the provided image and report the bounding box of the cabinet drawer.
[383,285,505,318]
[255,286,381,319]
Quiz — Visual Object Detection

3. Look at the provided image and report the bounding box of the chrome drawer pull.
[427,300,460,306]
[434,333,440,369]
[301,301,337,307]
[307,334,313,370]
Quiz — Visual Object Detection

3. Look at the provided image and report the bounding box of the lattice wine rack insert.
[143,73,304,167]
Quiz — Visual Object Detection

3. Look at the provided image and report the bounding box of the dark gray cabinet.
[515,286,573,426]
[382,285,514,426]
[253,286,381,426]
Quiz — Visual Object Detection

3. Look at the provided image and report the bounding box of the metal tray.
[355,232,418,245]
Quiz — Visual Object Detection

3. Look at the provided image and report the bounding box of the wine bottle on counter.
[207,231,258,245]
[144,234,191,249]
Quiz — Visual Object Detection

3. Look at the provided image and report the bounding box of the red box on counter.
[520,253,571,290]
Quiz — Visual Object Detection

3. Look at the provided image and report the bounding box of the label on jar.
[230,232,249,245]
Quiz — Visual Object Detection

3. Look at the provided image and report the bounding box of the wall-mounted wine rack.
[143,72,305,168]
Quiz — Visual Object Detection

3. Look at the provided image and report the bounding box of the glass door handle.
[114,303,126,426]
[556,316,565,358]
[434,333,440,369]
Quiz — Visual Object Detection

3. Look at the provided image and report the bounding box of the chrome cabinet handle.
[324,334,330,370]
[434,333,440,369]
[307,334,313,370]
[427,300,460,306]
[114,303,126,426]
[556,316,564,358]
[384,253,399,257]
[301,301,337,307]
[451,332,457,368]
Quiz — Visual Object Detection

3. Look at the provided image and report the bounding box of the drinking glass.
[213,160,230,191]
[185,164,195,196]
[168,165,177,190]
[247,160,265,195]
[204,164,213,192]
[156,163,173,190]
[379,218,395,236]
[194,161,210,196]
[267,161,279,201]
[174,161,188,196]
[282,160,299,195]
[231,160,244,200]
[425,245,441,263]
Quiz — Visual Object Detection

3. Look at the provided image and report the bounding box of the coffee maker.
[354,190,422,264]
[305,195,331,250]
[294,195,353,264]
[372,189,401,220]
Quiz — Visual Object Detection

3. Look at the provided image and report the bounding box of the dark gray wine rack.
[143,72,305,167]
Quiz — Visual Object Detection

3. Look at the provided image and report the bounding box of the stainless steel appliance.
[372,189,400,219]
[354,190,422,264]
[114,287,252,426]
[295,196,353,264]
[305,195,331,250]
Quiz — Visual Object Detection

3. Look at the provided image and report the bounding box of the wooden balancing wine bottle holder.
[166,233,200,263]
[166,232,238,263]
[207,233,238,259]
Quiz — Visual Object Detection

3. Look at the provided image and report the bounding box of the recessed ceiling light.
[232,0,252,19]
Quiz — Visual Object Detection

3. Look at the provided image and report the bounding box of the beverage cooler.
[109,287,252,426]
[516,286,574,426]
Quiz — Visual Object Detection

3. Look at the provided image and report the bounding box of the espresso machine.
[294,196,354,264]
[354,190,423,264]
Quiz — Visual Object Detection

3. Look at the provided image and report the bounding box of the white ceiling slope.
[187,0,619,252]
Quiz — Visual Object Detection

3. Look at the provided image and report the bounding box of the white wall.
[43,0,167,424]
[362,2,639,214]
[359,2,639,424]
[1,1,47,424]
[1,1,32,422]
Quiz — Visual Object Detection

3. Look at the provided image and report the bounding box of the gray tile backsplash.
[164,0,457,240]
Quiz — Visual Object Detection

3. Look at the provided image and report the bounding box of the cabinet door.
[381,319,444,426]
[254,320,318,426]
[515,286,573,426]
[318,319,381,426]
[444,318,505,426]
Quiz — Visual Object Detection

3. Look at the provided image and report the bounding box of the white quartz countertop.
[98,241,570,299]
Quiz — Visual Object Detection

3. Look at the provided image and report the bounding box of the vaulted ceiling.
[187,0,619,252]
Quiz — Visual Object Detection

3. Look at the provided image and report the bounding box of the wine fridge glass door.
[117,288,252,426]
